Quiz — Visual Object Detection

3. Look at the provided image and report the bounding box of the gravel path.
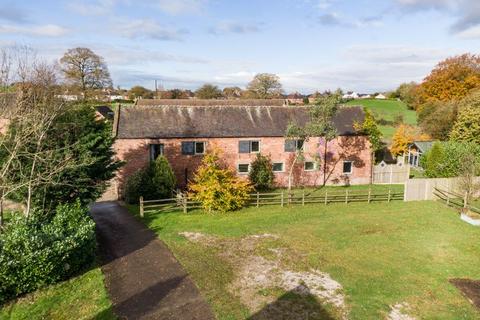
[91,201,215,320]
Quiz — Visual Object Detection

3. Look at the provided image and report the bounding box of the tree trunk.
[323,139,328,186]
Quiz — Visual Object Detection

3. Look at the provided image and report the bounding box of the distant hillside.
[345,99,418,141]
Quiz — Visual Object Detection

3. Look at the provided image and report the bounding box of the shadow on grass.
[248,286,336,320]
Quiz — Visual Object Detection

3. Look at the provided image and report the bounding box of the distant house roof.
[135,99,286,107]
[115,105,365,139]
[409,141,436,153]
[95,105,114,120]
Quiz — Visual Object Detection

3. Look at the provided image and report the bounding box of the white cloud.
[395,0,480,35]
[68,0,115,16]
[209,21,262,35]
[113,19,187,40]
[0,24,69,37]
[154,0,207,15]
[68,0,208,16]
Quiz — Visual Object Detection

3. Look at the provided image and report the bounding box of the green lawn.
[0,266,115,320]
[129,200,480,319]
[345,99,418,141]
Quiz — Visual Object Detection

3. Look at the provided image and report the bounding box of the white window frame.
[194,141,206,155]
[149,143,164,161]
[304,161,317,171]
[272,162,284,173]
[296,139,305,151]
[239,140,261,153]
[343,161,353,174]
[237,163,250,174]
[250,140,260,153]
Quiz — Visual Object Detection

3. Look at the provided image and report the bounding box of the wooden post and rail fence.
[432,187,480,214]
[139,188,404,216]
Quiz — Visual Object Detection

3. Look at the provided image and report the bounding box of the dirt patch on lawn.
[179,231,347,319]
[450,278,480,310]
[387,303,415,320]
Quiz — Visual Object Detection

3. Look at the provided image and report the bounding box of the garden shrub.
[249,153,274,190]
[422,141,480,178]
[189,150,252,212]
[124,155,176,204]
[0,201,96,304]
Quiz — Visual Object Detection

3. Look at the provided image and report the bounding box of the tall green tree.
[2,103,122,212]
[128,85,154,100]
[286,93,340,188]
[246,73,283,99]
[195,84,223,99]
[450,106,480,144]
[249,154,274,191]
[355,108,383,152]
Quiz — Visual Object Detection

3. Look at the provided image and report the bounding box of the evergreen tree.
[151,155,176,199]
[249,154,274,191]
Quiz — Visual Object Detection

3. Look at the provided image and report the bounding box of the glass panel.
[181,141,195,155]
[195,142,205,154]
[296,139,304,150]
[238,164,249,173]
[284,140,296,152]
[343,161,353,173]
[251,141,260,152]
[239,141,250,153]
[304,162,315,171]
[272,163,284,172]
[149,144,164,161]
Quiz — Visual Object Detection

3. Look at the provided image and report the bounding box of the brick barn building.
[107,100,373,199]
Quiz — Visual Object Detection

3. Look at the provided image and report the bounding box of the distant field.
[345,99,418,141]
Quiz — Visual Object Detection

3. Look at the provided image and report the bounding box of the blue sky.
[1,0,479,93]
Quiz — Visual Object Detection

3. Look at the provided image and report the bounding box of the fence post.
[345,190,348,204]
[256,192,260,208]
[281,191,284,207]
[183,193,187,213]
[389,166,393,184]
[139,196,144,218]
[368,188,371,204]
[464,192,468,209]
[302,191,305,206]
[388,189,391,203]
[324,190,328,205]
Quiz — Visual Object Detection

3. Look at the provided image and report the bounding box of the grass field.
[0,266,115,320]
[129,200,480,319]
[345,99,417,141]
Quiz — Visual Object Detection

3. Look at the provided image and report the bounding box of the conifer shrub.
[189,150,252,212]
[249,153,274,190]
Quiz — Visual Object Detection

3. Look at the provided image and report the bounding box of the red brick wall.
[106,135,372,199]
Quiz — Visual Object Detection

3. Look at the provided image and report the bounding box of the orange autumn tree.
[390,124,430,156]
[416,54,480,109]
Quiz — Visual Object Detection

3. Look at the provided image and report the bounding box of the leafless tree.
[0,46,94,224]
[457,153,480,207]
[59,47,112,99]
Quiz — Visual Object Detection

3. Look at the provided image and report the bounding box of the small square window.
[284,139,305,152]
[272,163,284,172]
[304,161,316,171]
[195,142,205,154]
[251,141,260,153]
[343,161,353,174]
[181,141,195,155]
[296,140,304,150]
[149,144,164,161]
[238,164,250,174]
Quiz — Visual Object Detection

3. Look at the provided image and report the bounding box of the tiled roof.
[116,104,365,139]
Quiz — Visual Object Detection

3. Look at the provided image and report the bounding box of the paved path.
[91,201,215,320]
